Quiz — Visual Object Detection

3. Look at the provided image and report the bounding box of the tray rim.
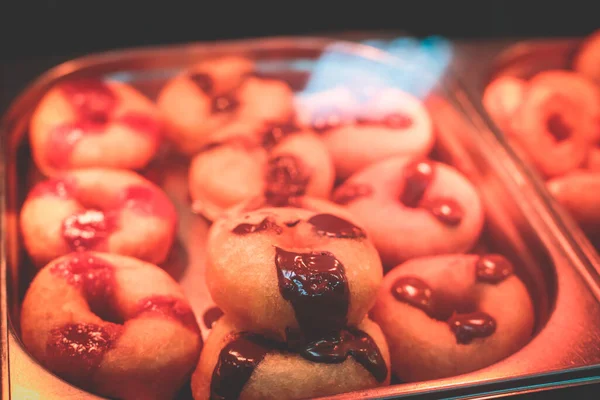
[2,34,600,400]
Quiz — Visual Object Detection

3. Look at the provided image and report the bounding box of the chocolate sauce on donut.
[62,209,118,251]
[392,276,497,344]
[333,183,373,205]
[547,113,572,142]
[307,213,366,239]
[476,254,514,283]
[301,328,388,383]
[448,312,496,344]
[274,247,349,340]
[203,306,224,329]
[190,72,214,94]
[50,254,117,320]
[400,160,464,226]
[46,322,123,388]
[210,332,278,400]
[284,219,301,227]
[232,217,283,235]
[133,295,200,333]
[29,177,76,199]
[264,155,310,206]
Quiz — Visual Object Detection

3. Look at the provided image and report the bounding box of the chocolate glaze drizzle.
[210,328,387,399]
[232,217,283,235]
[392,275,496,344]
[264,155,310,206]
[400,160,464,226]
[333,183,373,205]
[274,247,349,340]
[307,213,366,239]
[475,254,514,284]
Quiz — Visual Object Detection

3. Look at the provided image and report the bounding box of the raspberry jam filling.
[62,209,118,252]
[132,295,200,333]
[28,177,77,199]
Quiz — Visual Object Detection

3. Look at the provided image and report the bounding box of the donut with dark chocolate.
[30,78,163,176]
[205,205,382,342]
[316,88,435,178]
[371,254,533,382]
[20,252,202,400]
[191,316,390,400]
[157,56,294,155]
[188,127,334,221]
[333,156,484,267]
[20,169,177,268]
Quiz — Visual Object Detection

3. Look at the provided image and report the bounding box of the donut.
[573,29,600,85]
[157,56,295,155]
[371,254,534,382]
[313,88,434,179]
[483,76,527,134]
[332,156,484,268]
[30,78,163,176]
[191,315,390,400]
[188,124,335,220]
[509,70,600,177]
[20,168,177,268]
[547,170,600,235]
[205,205,383,343]
[20,252,203,400]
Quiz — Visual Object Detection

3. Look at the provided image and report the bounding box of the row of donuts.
[18,55,537,400]
[483,29,600,241]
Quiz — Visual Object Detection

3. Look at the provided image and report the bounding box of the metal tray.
[2,36,600,400]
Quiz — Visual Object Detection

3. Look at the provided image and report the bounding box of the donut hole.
[546,112,572,142]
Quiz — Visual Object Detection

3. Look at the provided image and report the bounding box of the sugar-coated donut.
[157,56,295,155]
[188,124,334,220]
[191,316,390,400]
[333,156,484,268]
[483,76,527,134]
[547,170,600,234]
[21,252,203,400]
[509,70,600,177]
[574,29,600,85]
[372,254,534,382]
[314,88,434,179]
[30,78,163,176]
[20,169,177,267]
[206,205,383,342]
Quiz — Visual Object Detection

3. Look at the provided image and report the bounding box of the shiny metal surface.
[2,36,600,400]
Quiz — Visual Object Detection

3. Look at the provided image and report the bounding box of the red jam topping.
[307,213,366,239]
[133,295,200,333]
[50,254,116,319]
[356,113,414,129]
[232,217,282,235]
[275,247,349,340]
[476,254,514,284]
[60,78,117,124]
[332,183,373,205]
[46,322,123,388]
[62,209,118,252]
[28,177,76,199]
[117,113,163,141]
[400,160,464,226]
[119,184,177,222]
[203,306,224,329]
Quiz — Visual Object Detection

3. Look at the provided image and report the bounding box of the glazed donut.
[483,76,527,134]
[314,88,434,179]
[30,78,163,176]
[206,205,383,342]
[191,316,390,400]
[510,70,600,177]
[20,168,177,267]
[547,170,600,234]
[573,29,600,85]
[20,252,203,400]
[332,156,484,267]
[157,56,295,155]
[188,124,335,220]
[371,254,534,382]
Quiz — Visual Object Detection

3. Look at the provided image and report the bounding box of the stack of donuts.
[484,29,600,244]
[19,53,535,400]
